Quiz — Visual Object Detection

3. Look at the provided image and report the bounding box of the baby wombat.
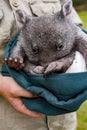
[5,0,87,76]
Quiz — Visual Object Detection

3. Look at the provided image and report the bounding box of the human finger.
[8,97,41,117]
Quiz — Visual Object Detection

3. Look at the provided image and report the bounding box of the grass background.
[74,5,87,130]
[78,11,87,28]
[77,101,87,130]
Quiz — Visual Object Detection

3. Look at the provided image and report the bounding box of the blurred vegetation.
[73,0,87,28]
[76,10,87,127]
[77,101,87,130]
[74,2,87,130]
[73,0,87,6]
[78,11,87,28]
[73,0,87,11]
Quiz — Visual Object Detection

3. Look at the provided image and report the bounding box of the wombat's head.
[16,0,75,65]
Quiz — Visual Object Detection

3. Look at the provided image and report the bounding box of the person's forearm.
[0,74,4,95]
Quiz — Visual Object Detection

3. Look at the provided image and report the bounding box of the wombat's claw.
[4,58,24,70]
[43,69,54,78]
[44,62,57,77]
[43,72,51,78]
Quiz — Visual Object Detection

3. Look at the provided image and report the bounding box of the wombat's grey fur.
[5,0,87,76]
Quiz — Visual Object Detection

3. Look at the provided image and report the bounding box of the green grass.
[77,101,87,130]
[78,11,87,28]
[76,11,87,130]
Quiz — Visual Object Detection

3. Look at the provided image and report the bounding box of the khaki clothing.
[0,0,83,130]
[0,97,77,130]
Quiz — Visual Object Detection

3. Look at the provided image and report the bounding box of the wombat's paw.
[33,66,45,74]
[44,61,64,77]
[4,58,24,70]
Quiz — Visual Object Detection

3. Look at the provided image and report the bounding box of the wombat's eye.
[57,43,64,51]
[32,46,39,54]
[58,44,64,49]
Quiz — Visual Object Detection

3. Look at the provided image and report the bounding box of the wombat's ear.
[16,10,28,25]
[61,0,72,17]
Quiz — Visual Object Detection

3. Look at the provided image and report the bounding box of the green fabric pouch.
[1,28,87,115]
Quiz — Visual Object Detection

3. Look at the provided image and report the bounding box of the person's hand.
[0,74,41,117]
